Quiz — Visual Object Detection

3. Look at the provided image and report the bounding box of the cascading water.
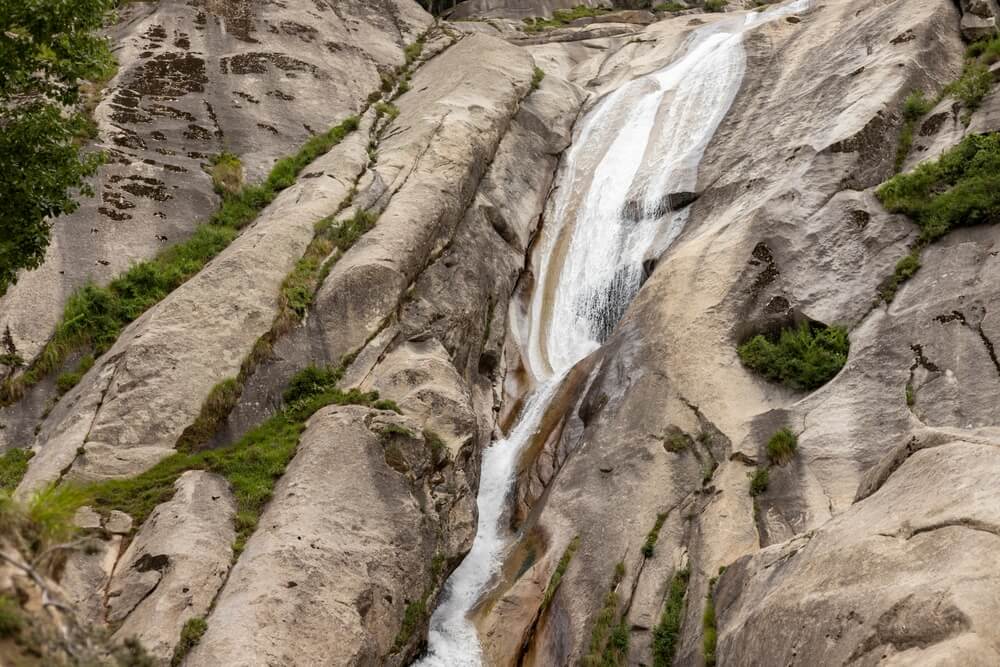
[417,3,809,665]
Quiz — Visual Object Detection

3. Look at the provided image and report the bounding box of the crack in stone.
[904,518,1000,540]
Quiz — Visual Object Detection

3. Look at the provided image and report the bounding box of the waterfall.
[416,2,809,664]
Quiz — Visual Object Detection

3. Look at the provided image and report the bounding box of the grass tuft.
[641,512,668,558]
[542,536,579,610]
[765,427,797,466]
[748,467,769,497]
[523,5,612,32]
[652,568,689,667]
[170,617,207,667]
[0,449,34,493]
[531,66,546,91]
[209,152,243,195]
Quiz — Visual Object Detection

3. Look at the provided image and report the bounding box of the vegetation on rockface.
[0,596,23,638]
[170,617,207,667]
[0,0,117,297]
[542,536,580,610]
[0,484,83,570]
[652,568,690,667]
[0,116,361,406]
[531,66,546,91]
[703,578,718,667]
[209,152,243,195]
[894,90,934,173]
[945,61,993,119]
[523,5,613,32]
[879,247,922,302]
[748,467,769,497]
[704,0,726,11]
[392,553,445,652]
[653,2,688,12]
[642,513,669,558]
[766,428,797,466]
[75,365,379,555]
[583,562,629,667]
[0,449,33,493]
[738,322,850,390]
[878,132,1000,242]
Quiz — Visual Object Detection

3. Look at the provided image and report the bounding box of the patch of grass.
[641,512,668,558]
[404,39,425,66]
[652,568,689,667]
[175,379,241,453]
[877,132,1000,242]
[880,247,922,302]
[523,5,612,32]
[894,90,935,172]
[375,101,400,120]
[170,617,207,667]
[542,536,579,610]
[531,66,546,91]
[0,595,24,638]
[209,152,243,195]
[0,485,82,564]
[703,580,718,667]
[380,423,415,439]
[966,34,1000,65]
[905,382,915,406]
[422,429,446,461]
[282,365,343,404]
[664,432,689,453]
[373,399,402,413]
[392,551,445,652]
[0,449,33,493]
[76,367,377,554]
[738,322,849,390]
[0,116,360,406]
[704,0,726,12]
[748,467,769,497]
[765,427,797,466]
[582,562,628,667]
[55,354,95,395]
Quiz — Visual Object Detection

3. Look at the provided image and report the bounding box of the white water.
[417,3,809,665]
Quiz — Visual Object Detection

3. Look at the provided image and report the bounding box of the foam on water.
[416,3,809,664]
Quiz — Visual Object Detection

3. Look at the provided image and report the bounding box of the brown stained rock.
[108,471,236,661]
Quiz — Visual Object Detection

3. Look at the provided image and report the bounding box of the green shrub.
[531,66,546,91]
[905,383,915,406]
[966,35,1000,65]
[373,399,402,413]
[642,512,668,558]
[880,248,922,302]
[0,449,34,493]
[0,595,23,638]
[542,536,579,609]
[283,365,343,404]
[404,39,425,66]
[902,90,933,121]
[55,354,95,394]
[748,467,769,496]
[664,432,689,453]
[652,569,689,667]
[945,61,992,111]
[877,132,1000,241]
[766,428,797,465]
[738,322,849,390]
[380,423,415,439]
[171,617,207,667]
[705,0,726,12]
[374,102,400,120]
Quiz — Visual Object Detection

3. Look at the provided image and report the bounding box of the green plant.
[531,66,546,91]
[374,101,400,120]
[0,449,33,493]
[55,354,95,394]
[748,467,769,497]
[404,39,424,66]
[703,583,717,667]
[583,562,628,667]
[1,116,361,406]
[175,378,241,452]
[902,90,933,122]
[282,365,343,404]
[966,34,1000,65]
[523,5,612,32]
[738,322,850,390]
[652,568,689,667]
[654,2,687,11]
[170,617,207,667]
[878,132,1000,241]
[704,0,726,12]
[0,595,23,638]
[664,432,689,453]
[422,429,447,460]
[392,551,445,651]
[542,536,580,609]
[209,152,243,195]
[945,61,992,111]
[642,513,668,558]
[373,399,402,413]
[880,248,922,302]
[766,427,797,465]
[905,383,915,406]
[380,423,415,439]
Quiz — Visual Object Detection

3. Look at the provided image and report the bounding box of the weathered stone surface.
[716,441,1000,665]
[60,533,122,627]
[108,471,235,661]
[450,0,609,20]
[961,11,997,40]
[0,0,431,369]
[16,116,371,495]
[187,407,463,666]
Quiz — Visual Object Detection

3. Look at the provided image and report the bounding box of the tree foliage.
[0,0,116,296]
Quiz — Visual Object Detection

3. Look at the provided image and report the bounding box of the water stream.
[416,3,809,664]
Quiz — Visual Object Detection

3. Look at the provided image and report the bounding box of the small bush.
[738,322,849,390]
[374,102,399,120]
[531,66,546,91]
[171,617,207,667]
[945,61,992,111]
[380,423,415,439]
[283,365,343,404]
[642,512,668,558]
[877,132,1000,242]
[748,467,769,497]
[0,449,34,493]
[880,248,922,302]
[766,428,797,465]
[373,399,402,413]
[664,432,689,453]
[902,90,933,122]
[704,0,726,12]
[651,569,689,667]
[966,34,1000,65]
[55,354,95,394]
[209,152,243,195]
[404,39,424,66]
